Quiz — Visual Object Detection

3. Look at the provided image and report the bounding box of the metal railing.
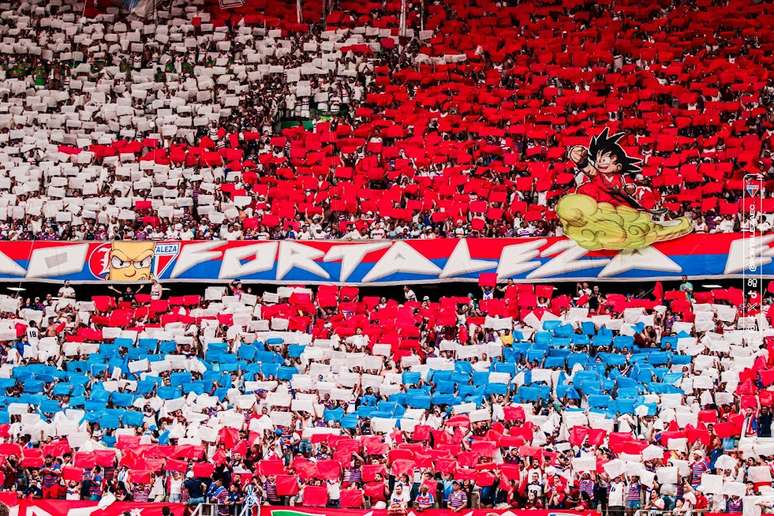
[190,503,218,516]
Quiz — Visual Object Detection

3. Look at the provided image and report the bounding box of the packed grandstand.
[0,0,772,240]
[0,0,772,516]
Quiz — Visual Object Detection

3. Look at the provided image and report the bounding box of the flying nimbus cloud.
[556,194,693,251]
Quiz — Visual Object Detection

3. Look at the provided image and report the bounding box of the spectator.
[608,475,626,516]
[57,281,75,299]
[208,479,229,516]
[447,482,467,513]
[184,473,206,505]
[757,406,773,438]
[387,484,409,516]
[679,275,694,296]
[414,484,435,511]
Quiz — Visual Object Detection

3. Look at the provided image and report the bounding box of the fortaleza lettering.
[0,235,768,284]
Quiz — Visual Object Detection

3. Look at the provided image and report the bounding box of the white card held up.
[603,459,625,478]
[698,473,724,494]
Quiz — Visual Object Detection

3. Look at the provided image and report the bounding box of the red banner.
[258,507,600,516]
[0,498,184,516]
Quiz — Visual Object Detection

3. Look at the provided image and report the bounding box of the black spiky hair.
[588,128,642,175]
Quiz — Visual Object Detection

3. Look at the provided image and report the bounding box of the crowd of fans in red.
[0,0,772,241]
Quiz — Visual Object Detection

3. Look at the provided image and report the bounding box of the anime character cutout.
[108,241,155,281]
[556,128,692,250]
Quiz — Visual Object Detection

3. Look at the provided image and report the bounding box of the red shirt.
[576,173,633,207]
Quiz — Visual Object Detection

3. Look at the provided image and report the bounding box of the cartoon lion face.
[108,241,155,281]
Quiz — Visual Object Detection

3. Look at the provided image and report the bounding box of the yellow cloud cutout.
[556,194,693,250]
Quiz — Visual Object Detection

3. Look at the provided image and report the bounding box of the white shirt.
[26,326,39,346]
[169,478,183,496]
[58,286,75,298]
[718,219,735,232]
[327,480,341,500]
[390,489,410,507]
[609,481,626,506]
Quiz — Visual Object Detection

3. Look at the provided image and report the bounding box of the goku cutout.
[556,128,693,250]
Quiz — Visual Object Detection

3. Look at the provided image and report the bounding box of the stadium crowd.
[0,0,771,241]
[0,278,770,514]
[0,0,772,513]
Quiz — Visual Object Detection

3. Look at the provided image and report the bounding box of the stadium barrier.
[0,233,771,284]
[255,508,601,516]
[0,499,184,516]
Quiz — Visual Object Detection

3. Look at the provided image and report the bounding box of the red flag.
[62,466,84,482]
[714,421,740,438]
[500,464,521,481]
[686,425,711,446]
[412,425,431,441]
[275,475,299,496]
[535,285,554,299]
[569,427,589,447]
[503,406,525,421]
[653,281,664,301]
[517,445,543,460]
[20,451,44,468]
[340,489,364,508]
[470,440,497,458]
[94,450,116,467]
[218,428,239,448]
[292,458,317,480]
[760,369,774,386]
[192,462,214,478]
[74,452,96,469]
[361,464,386,482]
[479,273,497,287]
[364,482,385,499]
[390,459,415,477]
[172,445,205,460]
[315,460,341,481]
[475,471,496,486]
[363,436,388,456]
[129,470,152,484]
[211,449,227,466]
[258,459,286,476]
[42,440,72,459]
[165,459,188,473]
[302,485,328,507]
